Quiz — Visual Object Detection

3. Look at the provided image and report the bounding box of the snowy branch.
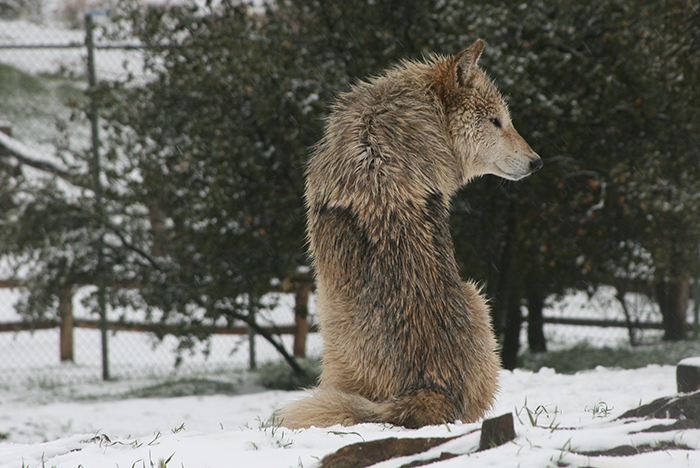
[0,131,76,185]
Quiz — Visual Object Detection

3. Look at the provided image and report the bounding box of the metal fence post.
[248,307,256,370]
[85,11,110,381]
[693,278,700,339]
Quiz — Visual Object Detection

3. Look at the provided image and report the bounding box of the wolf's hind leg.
[384,388,469,429]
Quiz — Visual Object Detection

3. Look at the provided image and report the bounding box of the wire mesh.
[0,13,697,387]
[0,283,323,386]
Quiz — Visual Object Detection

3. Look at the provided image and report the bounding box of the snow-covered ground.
[2,279,694,467]
[1,364,699,467]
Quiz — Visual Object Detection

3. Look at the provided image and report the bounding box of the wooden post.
[692,278,700,339]
[248,303,256,370]
[58,286,74,362]
[0,121,11,136]
[478,413,516,451]
[293,280,312,357]
[677,357,700,393]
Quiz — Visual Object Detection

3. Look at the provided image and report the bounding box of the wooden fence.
[0,276,316,366]
[0,290,671,364]
[0,317,319,357]
[1,273,692,369]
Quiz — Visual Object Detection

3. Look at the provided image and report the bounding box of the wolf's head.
[434,39,542,183]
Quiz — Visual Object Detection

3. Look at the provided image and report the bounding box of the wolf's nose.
[530,157,543,173]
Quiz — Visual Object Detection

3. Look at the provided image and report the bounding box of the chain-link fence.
[0,14,326,386]
[0,282,323,386]
[1,11,699,387]
[0,262,323,388]
[541,288,663,349]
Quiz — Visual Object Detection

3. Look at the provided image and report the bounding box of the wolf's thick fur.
[280,40,541,429]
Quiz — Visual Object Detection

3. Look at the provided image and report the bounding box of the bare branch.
[106,224,164,271]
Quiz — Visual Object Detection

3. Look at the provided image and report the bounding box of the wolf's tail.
[278,386,464,429]
[277,387,393,429]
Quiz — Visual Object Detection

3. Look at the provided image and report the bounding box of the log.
[319,435,458,468]
[617,389,700,421]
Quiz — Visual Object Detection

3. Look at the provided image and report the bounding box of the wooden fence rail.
[0,277,682,369]
[0,316,669,335]
[0,318,320,368]
[0,315,667,360]
[0,274,316,368]
[0,319,320,335]
[542,317,665,330]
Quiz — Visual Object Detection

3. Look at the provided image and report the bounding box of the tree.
[451,0,700,365]
[98,0,493,369]
[3,0,698,376]
[621,0,700,340]
[100,1,320,372]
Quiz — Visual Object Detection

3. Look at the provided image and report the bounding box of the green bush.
[125,378,241,398]
[519,339,700,374]
[257,358,321,391]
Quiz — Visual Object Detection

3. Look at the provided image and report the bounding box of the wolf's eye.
[490,118,502,128]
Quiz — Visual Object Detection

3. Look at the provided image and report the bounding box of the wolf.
[279,39,542,429]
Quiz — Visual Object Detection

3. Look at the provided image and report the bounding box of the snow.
[0,127,68,168]
[1,365,699,467]
[0,19,85,76]
[0,16,149,84]
[679,357,700,367]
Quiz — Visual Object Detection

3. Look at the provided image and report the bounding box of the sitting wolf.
[280,39,542,429]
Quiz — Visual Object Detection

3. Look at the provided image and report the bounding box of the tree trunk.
[501,288,523,370]
[147,202,168,256]
[490,202,518,339]
[656,278,689,341]
[526,288,547,352]
[615,287,639,346]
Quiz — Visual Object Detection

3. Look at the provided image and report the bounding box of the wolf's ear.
[455,39,485,87]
